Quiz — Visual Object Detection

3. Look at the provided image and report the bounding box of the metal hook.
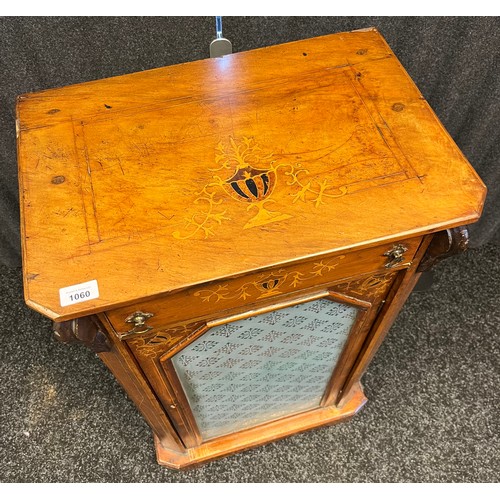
[210,16,232,58]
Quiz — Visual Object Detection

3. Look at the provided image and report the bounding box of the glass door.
[161,290,373,443]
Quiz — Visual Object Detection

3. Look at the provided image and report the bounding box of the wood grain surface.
[17,28,486,321]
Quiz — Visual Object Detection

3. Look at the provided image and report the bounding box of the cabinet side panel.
[338,235,433,401]
[96,314,185,453]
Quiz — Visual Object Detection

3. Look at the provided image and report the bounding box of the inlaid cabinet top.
[17,28,486,320]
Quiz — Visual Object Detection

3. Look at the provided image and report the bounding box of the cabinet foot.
[154,382,367,469]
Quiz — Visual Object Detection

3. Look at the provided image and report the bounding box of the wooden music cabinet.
[17,29,486,469]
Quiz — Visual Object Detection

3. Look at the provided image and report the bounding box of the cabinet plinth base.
[154,382,367,469]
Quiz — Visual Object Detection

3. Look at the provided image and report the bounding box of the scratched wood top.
[17,28,486,320]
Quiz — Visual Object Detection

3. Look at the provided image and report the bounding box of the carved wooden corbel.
[53,316,111,353]
[418,226,470,273]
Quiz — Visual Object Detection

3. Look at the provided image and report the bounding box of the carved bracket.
[417,226,469,273]
[53,316,111,353]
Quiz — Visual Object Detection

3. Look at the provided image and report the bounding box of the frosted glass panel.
[171,298,358,440]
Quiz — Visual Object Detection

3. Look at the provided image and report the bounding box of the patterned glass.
[171,298,358,440]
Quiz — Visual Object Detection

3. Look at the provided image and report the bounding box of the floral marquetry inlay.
[194,255,346,303]
[334,274,395,300]
[172,137,348,240]
[129,322,204,358]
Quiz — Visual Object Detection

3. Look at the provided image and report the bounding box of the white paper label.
[59,280,99,307]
